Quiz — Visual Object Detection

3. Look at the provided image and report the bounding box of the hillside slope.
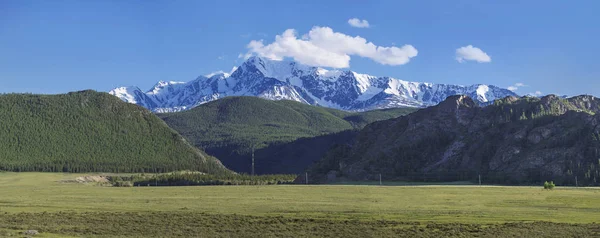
[304,95,600,186]
[0,90,231,174]
[158,96,416,173]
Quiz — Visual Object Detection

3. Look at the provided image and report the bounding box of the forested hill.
[304,95,600,186]
[158,96,416,174]
[0,90,231,175]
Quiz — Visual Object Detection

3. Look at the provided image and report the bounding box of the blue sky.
[1,0,598,96]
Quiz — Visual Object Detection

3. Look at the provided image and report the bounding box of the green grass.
[0,228,78,238]
[1,172,599,237]
[330,180,477,186]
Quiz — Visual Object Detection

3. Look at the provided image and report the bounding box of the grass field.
[0,172,599,237]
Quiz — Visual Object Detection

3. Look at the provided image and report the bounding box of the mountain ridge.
[110,56,518,112]
[302,94,600,185]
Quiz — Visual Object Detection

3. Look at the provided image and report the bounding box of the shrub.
[113,181,133,187]
[544,181,556,190]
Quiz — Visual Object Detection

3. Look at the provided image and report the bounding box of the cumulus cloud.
[348,18,370,28]
[244,26,418,68]
[507,82,527,91]
[456,45,491,63]
[534,91,543,96]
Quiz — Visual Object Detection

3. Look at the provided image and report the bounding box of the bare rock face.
[305,94,600,186]
[527,127,553,144]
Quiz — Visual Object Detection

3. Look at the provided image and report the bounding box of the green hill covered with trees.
[158,97,416,173]
[0,90,231,174]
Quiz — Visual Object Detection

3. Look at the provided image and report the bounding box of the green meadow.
[0,172,599,237]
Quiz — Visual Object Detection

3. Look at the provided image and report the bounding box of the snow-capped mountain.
[109,56,518,113]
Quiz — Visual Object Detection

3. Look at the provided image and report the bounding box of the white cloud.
[526,91,543,97]
[348,18,370,28]
[507,82,527,91]
[217,55,225,60]
[244,26,418,68]
[456,45,491,63]
[238,53,249,59]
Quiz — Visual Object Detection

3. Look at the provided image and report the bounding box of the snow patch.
[316,68,343,80]
[476,85,490,102]
[109,86,142,103]
[352,72,377,94]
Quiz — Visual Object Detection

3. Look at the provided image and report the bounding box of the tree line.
[113,171,297,186]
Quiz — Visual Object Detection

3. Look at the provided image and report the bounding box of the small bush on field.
[543,181,556,190]
[113,181,133,187]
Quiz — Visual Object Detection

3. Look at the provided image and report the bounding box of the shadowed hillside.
[159,96,415,174]
[304,95,600,186]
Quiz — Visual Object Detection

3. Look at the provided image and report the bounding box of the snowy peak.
[315,68,344,81]
[237,56,310,81]
[147,80,185,95]
[205,71,231,79]
[109,86,143,104]
[110,57,518,112]
[109,86,158,109]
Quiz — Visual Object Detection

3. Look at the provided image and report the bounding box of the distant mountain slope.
[0,90,231,174]
[110,56,517,112]
[158,96,416,173]
[304,95,600,186]
[250,130,359,175]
